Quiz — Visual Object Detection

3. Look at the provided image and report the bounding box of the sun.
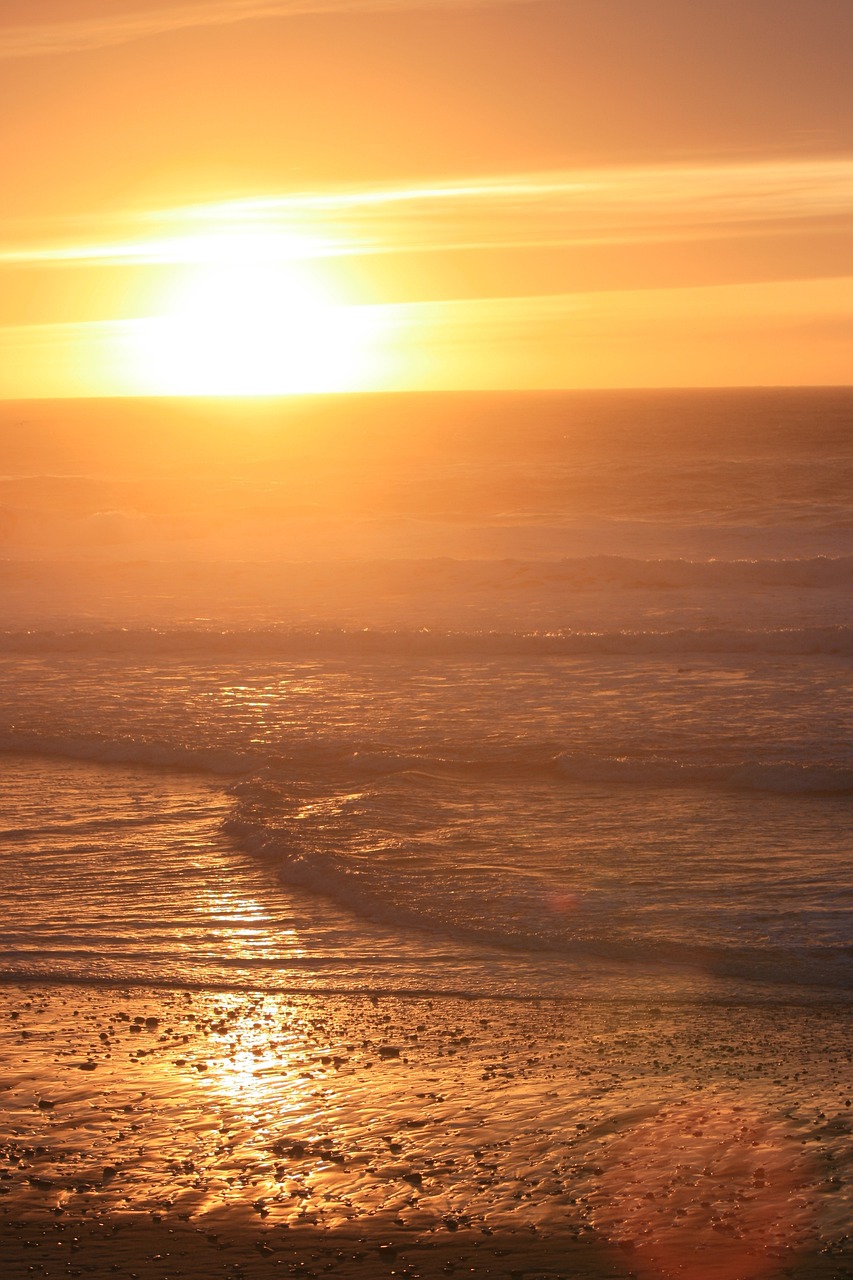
[131,234,386,395]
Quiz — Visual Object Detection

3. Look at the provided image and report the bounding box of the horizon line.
[1,384,851,404]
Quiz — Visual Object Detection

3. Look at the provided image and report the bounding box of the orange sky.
[0,0,851,394]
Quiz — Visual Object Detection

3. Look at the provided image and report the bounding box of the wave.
[225,800,853,993]
[2,554,852,584]
[2,554,852,592]
[519,555,853,589]
[0,731,255,775]
[0,622,851,657]
[1,729,851,794]
[553,754,853,794]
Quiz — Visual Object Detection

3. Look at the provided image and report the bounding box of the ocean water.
[0,388,851,1003]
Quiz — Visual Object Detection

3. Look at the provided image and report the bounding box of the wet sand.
[1,984,851,1280]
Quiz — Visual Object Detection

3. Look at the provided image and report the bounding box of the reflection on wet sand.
[590,1097,814,1279]
[1,985,850,1278]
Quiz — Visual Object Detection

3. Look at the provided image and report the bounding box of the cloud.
[2,158,851,268]
[0,0,530,60]
[179,158,853,250]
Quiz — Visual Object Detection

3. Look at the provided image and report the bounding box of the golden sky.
[1,0,851,394]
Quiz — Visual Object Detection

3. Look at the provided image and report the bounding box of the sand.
[1,983,851,1280]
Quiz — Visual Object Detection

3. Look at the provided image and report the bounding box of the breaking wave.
[223,774,853,992]
[2,729,850,795]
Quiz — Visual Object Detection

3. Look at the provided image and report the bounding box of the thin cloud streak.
[154,157,853,221]
[0,0,531,60]
[1,159,850,269]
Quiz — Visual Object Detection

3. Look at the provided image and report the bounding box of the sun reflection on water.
[199,889,307,961]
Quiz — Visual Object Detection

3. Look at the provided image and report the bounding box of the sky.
[0,0,851,395]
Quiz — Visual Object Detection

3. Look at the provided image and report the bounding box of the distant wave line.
[0,623,850,657]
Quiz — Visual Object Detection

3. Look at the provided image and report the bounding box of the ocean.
[1,387,851,1006]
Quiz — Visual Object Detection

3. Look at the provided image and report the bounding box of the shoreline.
[2,971,852,1008]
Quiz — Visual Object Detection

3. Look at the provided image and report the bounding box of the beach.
[2,982,852,1280]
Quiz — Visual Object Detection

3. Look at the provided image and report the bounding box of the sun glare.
[132,235,387,395]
